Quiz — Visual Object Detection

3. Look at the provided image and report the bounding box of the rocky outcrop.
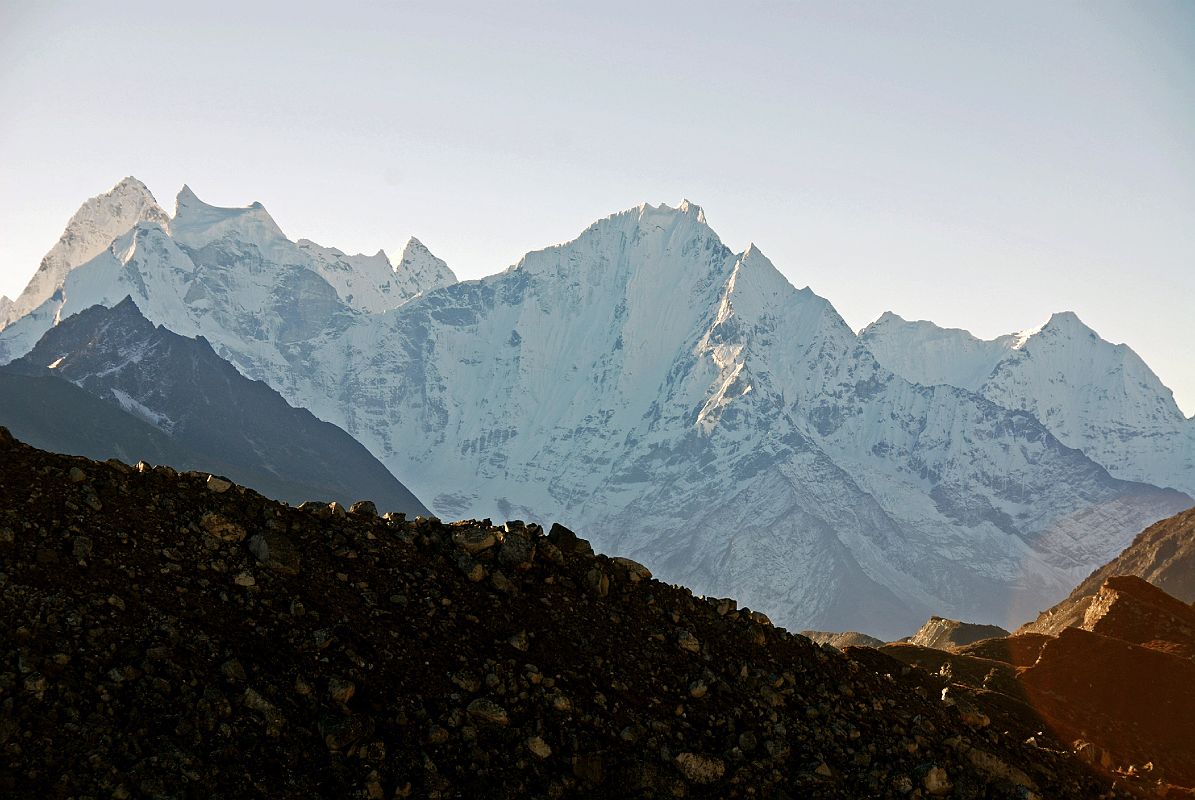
[878,576,1195,793]
[1020,506,1195,636]
[1020,627,1195,788]
[0,428,1128,799]
[953,633,1052,667]
[1080,575,1195,658]
[906,617,1010,651]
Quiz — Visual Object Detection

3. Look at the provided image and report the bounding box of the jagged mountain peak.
[395,237,456,295]
[111,175,156,196]
[677,198,706,223]
[634,199,708,228]
[1034,310,1098,340]
[169,184,300,271]
[0,177,169,329]
[399,236,433,259]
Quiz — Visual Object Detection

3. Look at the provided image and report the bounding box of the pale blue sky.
[2,1,1193,413]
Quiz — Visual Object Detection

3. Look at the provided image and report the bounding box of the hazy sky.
[2,1,1193,414]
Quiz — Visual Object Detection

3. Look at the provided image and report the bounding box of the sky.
[1,1,1193,414]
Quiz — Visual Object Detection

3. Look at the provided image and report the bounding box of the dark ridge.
[4,298,428,516]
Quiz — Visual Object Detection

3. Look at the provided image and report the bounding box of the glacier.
[1,179,1189,639]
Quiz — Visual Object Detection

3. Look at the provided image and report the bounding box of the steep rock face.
[1019,506,1195,635]
[1,188,1190,638]
[861,311,1195,496]
[5,298,428,514]
[0,177,169,328]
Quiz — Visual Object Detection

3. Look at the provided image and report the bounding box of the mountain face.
[2,183,1190,638]
[860,311,1195,496]
[4,297,428,514]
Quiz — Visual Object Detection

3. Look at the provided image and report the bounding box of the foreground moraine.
[0,427,1126,798]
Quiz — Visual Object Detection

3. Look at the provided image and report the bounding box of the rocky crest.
[906,618,1011,651]
[0,429,1130,799]
[800,631,885,650]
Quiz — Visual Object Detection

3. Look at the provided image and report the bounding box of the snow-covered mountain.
[0,177,169,328]
[860,311,1195,496]
[2,180,1189,638]
[0,181,456,363]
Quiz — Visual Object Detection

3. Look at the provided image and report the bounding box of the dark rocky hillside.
[0,428,1131,799]
[0,370,194,467]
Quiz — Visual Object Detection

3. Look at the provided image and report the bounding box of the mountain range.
[1,177,1190,638]
[860,311,1195,496]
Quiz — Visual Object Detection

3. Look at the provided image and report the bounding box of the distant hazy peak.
[1,176,168,329]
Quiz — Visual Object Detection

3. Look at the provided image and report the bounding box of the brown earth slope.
[0,427,1126,799]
